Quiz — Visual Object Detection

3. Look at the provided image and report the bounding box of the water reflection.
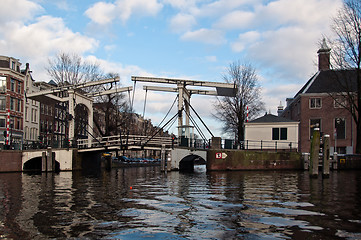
[0,166,360,239]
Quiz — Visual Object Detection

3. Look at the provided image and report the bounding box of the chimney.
[317,38,331,71]
[277,101,284,116]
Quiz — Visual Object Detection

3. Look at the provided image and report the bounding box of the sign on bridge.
[215,152,228,159]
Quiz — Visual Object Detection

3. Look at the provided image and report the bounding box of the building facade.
[23,63,40,147]
[244,113,299,150]
[34,81,69,148]
[0,56,25,149]
[281,40,356,154]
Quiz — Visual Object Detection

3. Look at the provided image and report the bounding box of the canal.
[0,166,361,239]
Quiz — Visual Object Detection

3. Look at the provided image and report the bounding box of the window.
[10,79,15,92]
[334,97,347,108]
[0,96,5,110]
[272,128,287,140]
[0,118,5,127]
[17,81,21,93]
[17,99,21,112]
[310,119,321,138]
[25,107,28,121]
[310,98,321,109]
[16,118,20,130]
[10,97,14,110]
[272,128,279,140]
[0,76,6,93]
[11,61,16,70]
[34,109,37,123]
[335,118,346,139]
[280,128,287,140]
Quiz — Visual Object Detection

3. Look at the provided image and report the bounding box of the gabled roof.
[249,113,298,123]
[294,69,357,98]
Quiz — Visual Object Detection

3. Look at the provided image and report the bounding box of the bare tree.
[213,61,265,143]
[328,0,361,153]
[47,52,102,85]
[93,73,132,136]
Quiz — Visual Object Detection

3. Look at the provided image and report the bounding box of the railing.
[77,134,174,149]
[240,140,298,152]
[210,139,299,152]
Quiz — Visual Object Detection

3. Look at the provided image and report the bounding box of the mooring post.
[167,151,171,172]
[322,134,330,177]
[309,127,320,177]
[47,147,53,172]
[161,144,166,172]
[303,153,309,170]
[333,152,338,170]
[42,151,47,172]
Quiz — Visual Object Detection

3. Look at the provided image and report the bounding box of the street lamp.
[335,118,341,154]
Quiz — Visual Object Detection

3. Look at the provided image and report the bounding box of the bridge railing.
[77,134,174,149]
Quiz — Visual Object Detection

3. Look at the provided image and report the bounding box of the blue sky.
[0,0,343,138]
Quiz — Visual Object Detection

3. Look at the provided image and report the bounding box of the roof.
[249,113,298,123]
[295,69,358,97]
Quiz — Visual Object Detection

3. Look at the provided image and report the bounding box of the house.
[23,63,40,146]
[280,39,356,154]
[0,56,25,149]
[244,113,299,150]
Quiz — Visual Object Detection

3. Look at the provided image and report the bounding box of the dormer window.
[310,98,321,109]
[11,61,16,70]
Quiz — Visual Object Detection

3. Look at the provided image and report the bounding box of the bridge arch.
[179,154,206,172]
[170,148,207,171]
[23,157,60,172]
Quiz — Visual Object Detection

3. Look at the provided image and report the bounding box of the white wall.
[244,122,299,149]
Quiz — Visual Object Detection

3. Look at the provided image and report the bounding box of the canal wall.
[337,155,361,170]
[0,150,22,172]
[207,149,303,171]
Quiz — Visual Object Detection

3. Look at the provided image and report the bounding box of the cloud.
[231,31,261,52]
[85,0,163,25]
[181,28,226,45]
[261,83,303,114]
[54,0,73,11]
[205,56,217,62]
[0,16,98,58]
[0,1,98,81]
[255,0,341,29]
[169,13,197,33]
[0,0,43,23]
[84,2,116,25]
[214,10,254,30]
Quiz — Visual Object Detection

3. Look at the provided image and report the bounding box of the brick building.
[0,56,25,149]
[281,40,356,154]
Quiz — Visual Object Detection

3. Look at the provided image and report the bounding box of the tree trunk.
[237,124,244,143]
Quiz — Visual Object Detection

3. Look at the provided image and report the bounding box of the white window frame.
[309,98,322,109]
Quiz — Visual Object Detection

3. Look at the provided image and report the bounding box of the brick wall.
[0,150,22,172]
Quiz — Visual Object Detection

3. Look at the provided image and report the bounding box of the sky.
[0,0,343,139]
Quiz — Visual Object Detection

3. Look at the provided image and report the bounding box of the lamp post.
[335,118,341,155]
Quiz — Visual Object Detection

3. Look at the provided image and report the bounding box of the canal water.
[0,166,361,239]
